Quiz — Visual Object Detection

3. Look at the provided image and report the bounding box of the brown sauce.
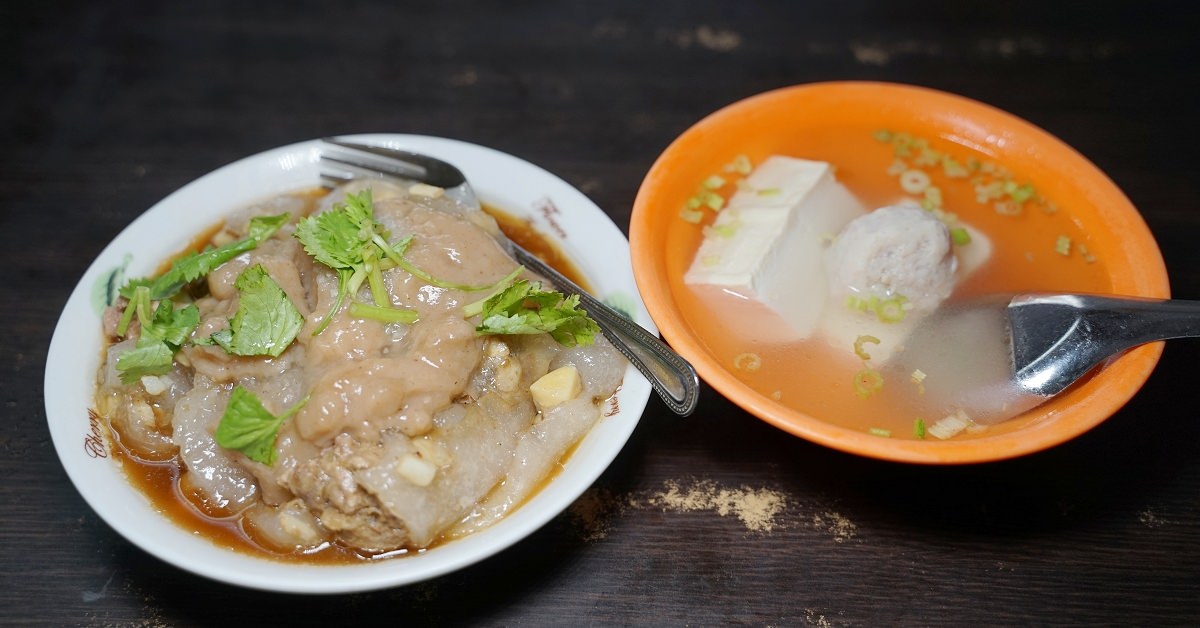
[105,192,599,564]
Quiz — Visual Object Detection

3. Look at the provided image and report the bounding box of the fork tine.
[320,137,467,188]
[321,152,426,181]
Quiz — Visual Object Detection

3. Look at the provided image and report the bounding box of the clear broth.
[679,129,1112,438]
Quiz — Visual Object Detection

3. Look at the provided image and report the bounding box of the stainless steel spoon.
[890,293,1199,425]
[318,137,700,416]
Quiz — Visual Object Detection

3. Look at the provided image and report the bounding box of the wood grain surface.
[3,1,1198,625]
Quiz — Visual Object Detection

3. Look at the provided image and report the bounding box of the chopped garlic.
[130,400,156,427]
[928,410,975,440]
[493,357,522,392]
[278,511,323,544]
[484,339,510,358]
[408,183,445,198]
[910,369,927,395]
[396,453,438,486]
[530,365,582,411]
[140,375,167,396]
[412,437,452,467]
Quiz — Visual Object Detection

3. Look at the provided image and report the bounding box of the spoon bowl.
[893,294,1200,425]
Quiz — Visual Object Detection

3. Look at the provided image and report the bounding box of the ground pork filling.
[94,180,625,555]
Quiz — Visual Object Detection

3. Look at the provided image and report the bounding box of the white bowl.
[45,135,652,593]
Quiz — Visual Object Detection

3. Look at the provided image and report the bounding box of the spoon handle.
[1071,295,1200,347]
[509,245,700,416]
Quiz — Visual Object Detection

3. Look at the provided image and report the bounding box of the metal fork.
[318,137,699,416]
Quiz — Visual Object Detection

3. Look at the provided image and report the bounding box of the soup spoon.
[891,293,1200,425]
[318,137,700,416]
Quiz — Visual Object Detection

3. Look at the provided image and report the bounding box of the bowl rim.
[630,80,1169,464]
[45,134,654,592]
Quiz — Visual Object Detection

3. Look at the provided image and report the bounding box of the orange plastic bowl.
[631,82,1168,463]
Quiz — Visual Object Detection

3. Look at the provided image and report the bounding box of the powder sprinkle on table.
[637,478,788,533]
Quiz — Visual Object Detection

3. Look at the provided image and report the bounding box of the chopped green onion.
[702,191,725,211]
[733,352,762,372]
[853,368,884,399]
[923,186,943,208]
[868,427,892,438]
[853,334,880,361]
[703,175,726,190]
[680,208,704,223]
[756,187,781,197]
[950,227,972,246]
[724,155,752,175]
[1010,182,1036,203]
[994,201,1022,216]
[941,157,969,178]
[915,148,941,167]
[703,221,740,238]
[899,169,931,194]
[1055,235,1072,256]
[913,418,926,439]
[876,296,908,323]
[872,129,894,142]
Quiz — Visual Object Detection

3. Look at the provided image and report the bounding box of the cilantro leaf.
[246,213,291,242]
[114,293,200,384]
[294,201,369,271]
[295,189,471,334]
[115,336,176,383]
[121,213,290,300]
[294,190,384,334]
[475,280,599,347]
[148,299,200,347]
[210,264,304,357]
[214,386,307,466]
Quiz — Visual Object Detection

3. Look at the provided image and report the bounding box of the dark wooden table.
[5,2,1199,625]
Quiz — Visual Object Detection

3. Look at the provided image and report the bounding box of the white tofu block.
[818,220,993,364]
[684,156,866,339]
